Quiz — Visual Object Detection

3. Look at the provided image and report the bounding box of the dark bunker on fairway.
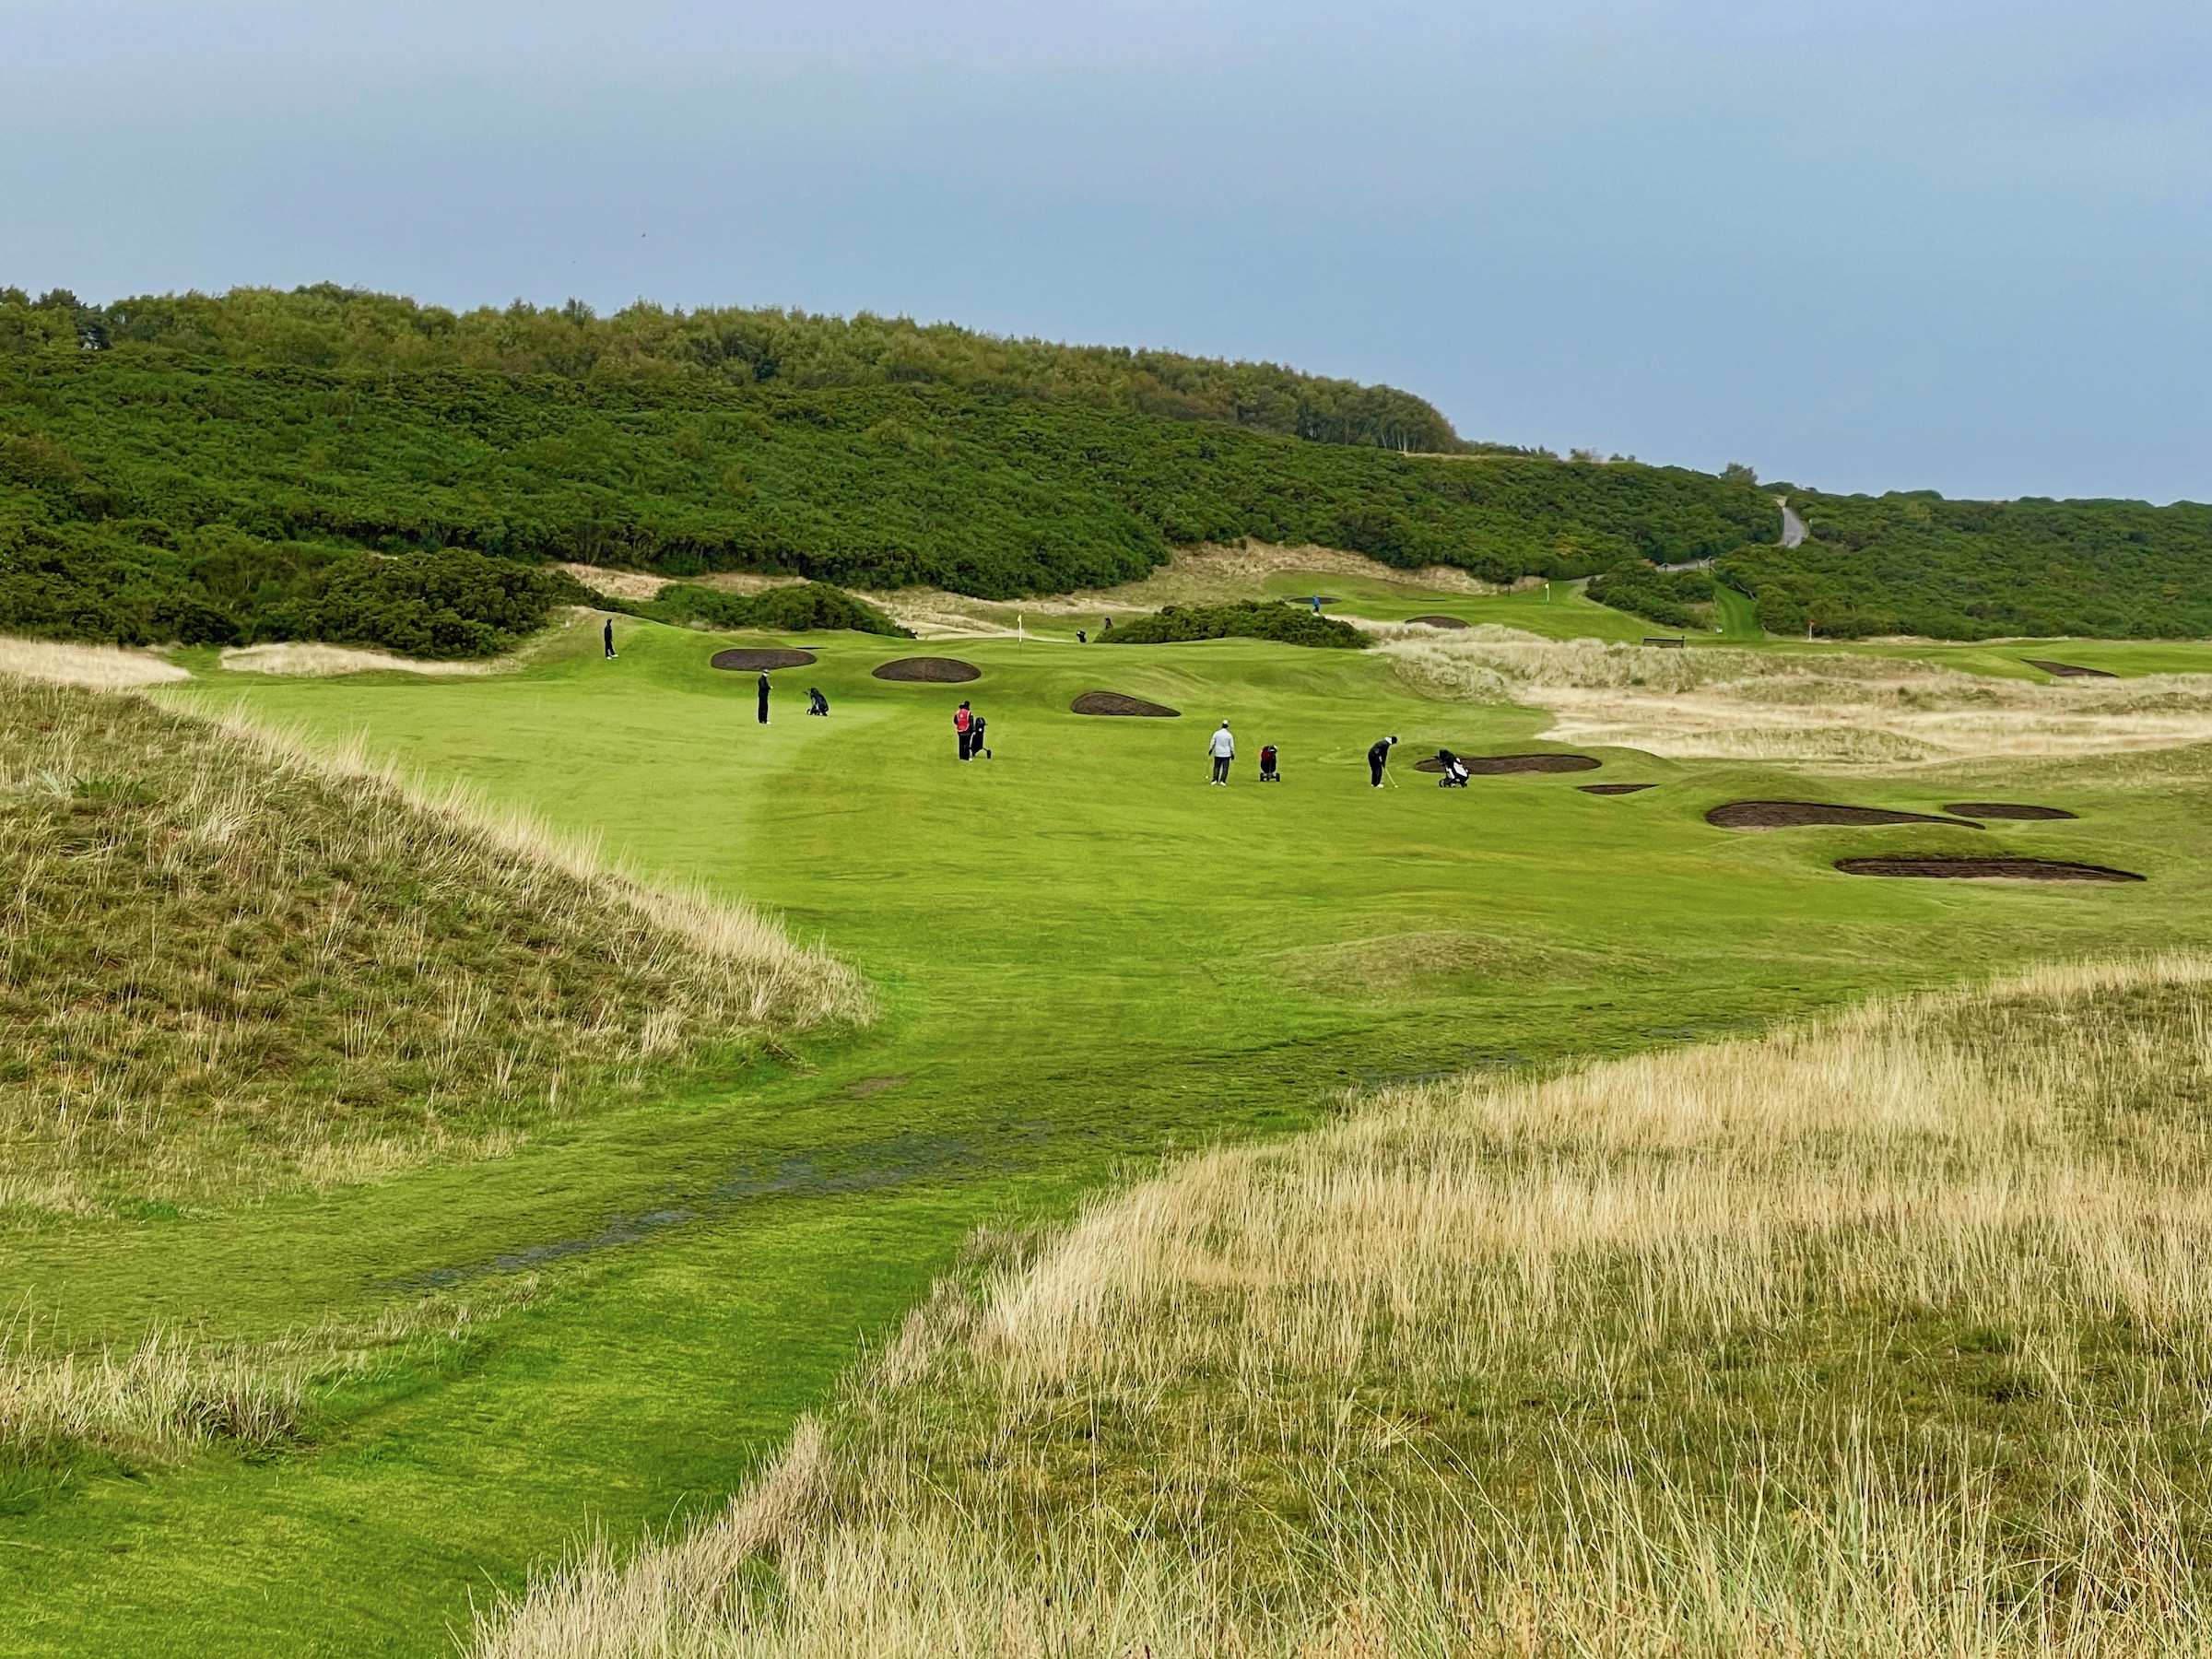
[1072,691,1181,717]
[873,656,982,683]
[1707,802,1983,830]
[712,647,819,670]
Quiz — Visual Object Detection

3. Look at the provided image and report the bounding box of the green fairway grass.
[6,612,2211,1655]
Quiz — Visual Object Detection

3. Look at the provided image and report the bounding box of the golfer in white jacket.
[1207,721,1236,785]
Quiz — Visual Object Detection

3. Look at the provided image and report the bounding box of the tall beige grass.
[216,641,508,677]
[0,680,866,1218]
[1386,635,2212,764]
[863,544,1498,638]
[0,635,192,688]
[479,956,2212,1658]
[2,1277,536,1468]
[203,708,863,1025]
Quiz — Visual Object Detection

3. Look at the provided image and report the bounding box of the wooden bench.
[1642,636,1686,649]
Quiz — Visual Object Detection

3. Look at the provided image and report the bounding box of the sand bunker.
[1707,801,1981,830]
[1580,782,1655,795]
[1837,856,2143,883]
[1407,615,1470,629]
[1414,753,1601,775]
[2025,659,2116,678]
[1072,690,1181,717]
[1944,802,2078,821]
[873,656,981,683]
[711,647,818,671]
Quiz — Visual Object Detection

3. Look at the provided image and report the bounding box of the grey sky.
[3,1,2206,501]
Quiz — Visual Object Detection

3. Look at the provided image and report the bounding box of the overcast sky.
[2,1,2205,501]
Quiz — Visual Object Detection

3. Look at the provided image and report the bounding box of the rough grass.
[1387,635,2212,764]
[0,636,192,689]
[479,956,2212,1658]
[0,677,866,1220]
[217,642,508,677]
[1,1277,538,1491]
[862,544,1500,638]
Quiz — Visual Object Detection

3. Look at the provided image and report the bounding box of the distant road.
[1778,496,1808,547]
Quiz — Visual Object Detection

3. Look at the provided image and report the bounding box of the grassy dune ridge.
[482,956,2212,1657]
[0,675,864,1221]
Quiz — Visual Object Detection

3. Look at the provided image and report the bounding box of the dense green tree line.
[12,286,2206,649]
[1,284,1468,454]
[0,348,1782,606]
[1102,602,1368,648]
[1716,491,2212,640]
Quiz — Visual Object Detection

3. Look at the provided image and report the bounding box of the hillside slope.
[482,957,2212,1657]
[1720,488,2212,640]
[7,283,1469,454]
[0,674,863,1220]
[7,285,2210,647]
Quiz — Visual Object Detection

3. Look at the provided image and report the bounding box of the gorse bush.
[1101,601,1369,649]
[1584,560,1716,629]
[0,520,592,656]
[631,580,909,637]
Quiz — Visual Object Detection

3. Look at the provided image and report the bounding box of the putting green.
[6,612,2208,1656]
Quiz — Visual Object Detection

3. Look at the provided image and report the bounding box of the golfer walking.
[757,672,771,724]
[954,700,974,759]
[1206,721,1235,785]
[603,617,617,659]
[1368,735,1398,787]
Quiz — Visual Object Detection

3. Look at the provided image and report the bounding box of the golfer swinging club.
[1368,735,1398,787]
[1207,720,1235,785]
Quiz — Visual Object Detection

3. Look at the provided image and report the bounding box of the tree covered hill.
[5,283,1471,454]
[1719,489,2212,641]
[2,283,2207,652]
[0,285,1782,653]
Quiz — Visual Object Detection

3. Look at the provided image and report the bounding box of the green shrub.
[1101,601,1369,649]
[1585,562,1716,629]
[636,581,909,637]
[254,548,591,658]
[0,518,582,657]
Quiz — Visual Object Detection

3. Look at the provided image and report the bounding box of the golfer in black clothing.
[757,672,771,724]
[1368,735,1398,787]
[603,617,617,658]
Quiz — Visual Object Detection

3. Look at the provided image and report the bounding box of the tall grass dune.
[0,679,866,1218]
[482,957,2212,1657]
[1386,634,2212,763]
